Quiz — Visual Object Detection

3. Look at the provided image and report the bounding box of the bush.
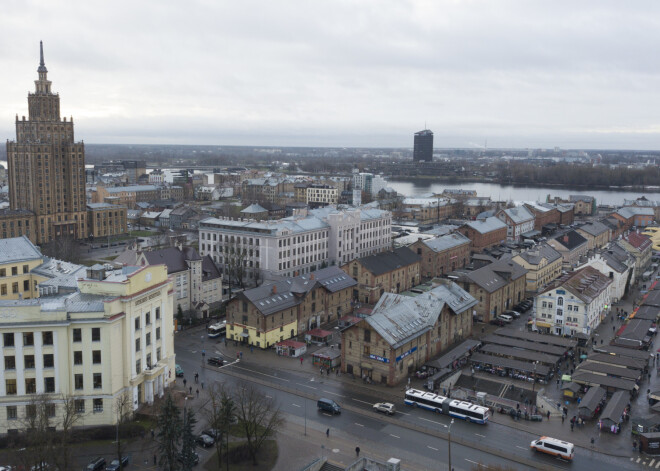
[227,443,252,463]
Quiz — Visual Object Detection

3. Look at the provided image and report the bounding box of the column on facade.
[145,379,154,405]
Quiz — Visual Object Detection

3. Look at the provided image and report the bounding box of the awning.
[536,322,553,328]
[240,332,249,338]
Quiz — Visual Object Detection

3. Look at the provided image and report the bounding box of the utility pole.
[448,418,454,471]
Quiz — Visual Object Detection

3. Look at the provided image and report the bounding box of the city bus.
[207,321,226,339]
[404,389,490,424]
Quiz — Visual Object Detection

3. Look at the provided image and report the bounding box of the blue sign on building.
[369,353,389,363]
[396,346,417,363]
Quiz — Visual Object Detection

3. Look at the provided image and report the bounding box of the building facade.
[413,129,434,162]
[341,281,476,385]
[496,206,535,241]
[306,185,338,207]
[409,233,471,279]
[547,231,589,268]
[0,258,175,433]
[225,267,356,347]
[576,221,611,250]
[458,217,507,253]
[87,203,128,239]
[534,266,612,336]
[512,244,563,294]
[341,247,421,305]
[6,43,87,243]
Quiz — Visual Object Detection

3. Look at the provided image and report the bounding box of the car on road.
[196,434,215,447]
[105,456,129,471]
[490,318,505,326]
[505,310,521,319]
[373,402,396,415]
[207,356,224,366]
[175,364,184,377]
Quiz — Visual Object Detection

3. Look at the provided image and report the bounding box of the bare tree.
[114,393,132,466]
[17,394,56,470]
[40,236,82,264]
[51,394,83,471]
[219,239,247,294]
[205,384,236,470]
[233,382,284,465]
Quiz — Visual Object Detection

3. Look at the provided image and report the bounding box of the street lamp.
[532,361,539,392]
[448,418,454,471]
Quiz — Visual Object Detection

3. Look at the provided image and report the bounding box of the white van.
[496,314,513,324]
[530,436,574,460]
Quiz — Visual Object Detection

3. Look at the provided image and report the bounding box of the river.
[387,179,659,206]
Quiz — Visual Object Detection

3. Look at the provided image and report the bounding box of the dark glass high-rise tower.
[413,129,433,162]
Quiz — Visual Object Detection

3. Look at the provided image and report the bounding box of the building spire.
[37,40,47,73]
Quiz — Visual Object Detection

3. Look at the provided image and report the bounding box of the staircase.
[319,461,346,471]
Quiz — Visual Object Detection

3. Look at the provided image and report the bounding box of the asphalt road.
[175,332,636,471]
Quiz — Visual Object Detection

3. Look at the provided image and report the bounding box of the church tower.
[6,42,87,243]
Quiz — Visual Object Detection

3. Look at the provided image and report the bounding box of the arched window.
[557,297,564,306]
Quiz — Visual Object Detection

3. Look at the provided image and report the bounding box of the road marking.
[516,446,527,450]
[234,365,290,382]
[390,434,400,439]
[321,390,345,397]
[419,417,448,427]
[465,459,488,468]
[352,399,372,405]
[355,423,364,427]
[292,404,301,408]
[266,395,272,399]
[427,446,438,451]
[475,433,486,438]
[636,458,641,463]
[650,459,656,467]
[296,382,318,390]
[655,460,660,468]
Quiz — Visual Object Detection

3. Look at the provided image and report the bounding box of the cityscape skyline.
[2,2,660,150]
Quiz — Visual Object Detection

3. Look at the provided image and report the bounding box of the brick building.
[409,233,471,279]
[458,217,507,253]
[524,203,560,232]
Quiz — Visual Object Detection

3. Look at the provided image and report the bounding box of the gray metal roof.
[106,184,159,193]
[499,206,534,224]
[465,259,527,293]
[422,232,470,253]
[465,216,506,234]
[366,282,476,349]
[0,236,42,264]
[515,243,561,266]
[577,221,610,237]
[600,390,630,423]
[241,203,268,214]
[578,386,606,413]
[550,230,588,251]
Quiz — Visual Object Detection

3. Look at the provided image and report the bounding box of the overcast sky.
[2,1,660,149]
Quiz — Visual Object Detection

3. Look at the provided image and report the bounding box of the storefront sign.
[369,353,389,363]
[396,346,417,362]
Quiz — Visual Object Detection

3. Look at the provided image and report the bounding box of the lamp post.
[532,361,538,392]
[448,418,454,471]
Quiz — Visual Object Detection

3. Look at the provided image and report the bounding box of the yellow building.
[87,203,128,239]
[0,242,175,432]
[512,243,563,294]
[0,236,45,300]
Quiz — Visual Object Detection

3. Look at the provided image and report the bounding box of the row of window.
[0,265,30,277]
[5,353,55,369]
[5,398,103,421]
[0,279,35,296]
[5,376,56,394]
[3,331,53,347]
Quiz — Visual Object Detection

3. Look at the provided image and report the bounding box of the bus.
[404,389,490,424]
[207,321,226,339]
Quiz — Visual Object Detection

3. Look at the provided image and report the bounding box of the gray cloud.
[2,0,660,149]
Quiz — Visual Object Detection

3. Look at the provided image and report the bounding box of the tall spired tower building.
[6,42,87,243]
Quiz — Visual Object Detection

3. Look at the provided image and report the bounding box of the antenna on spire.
[38,41,48,73]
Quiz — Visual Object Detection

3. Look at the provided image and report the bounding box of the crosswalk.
[631,456,660,468]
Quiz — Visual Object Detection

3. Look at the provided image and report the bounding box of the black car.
[202,428,221,439]
[105,456,129,471]
[207,356,224,366]
[489,318,505,326]
[176,452,199,465]
[86,457,106,471]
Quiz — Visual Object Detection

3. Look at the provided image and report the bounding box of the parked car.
[490,318,505,326]
[415,369,429,379]
[175,364,184,377]
[505,310,521,319]
[86,457,106,471]
[105,456,129,471]
[196,434,215,447]
[207,356,224,366]
[202,428,221,439]
[373,402,396,415]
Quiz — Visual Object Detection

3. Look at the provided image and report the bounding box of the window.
[22,264,28,274]
[23,280,29,291]
[25,378,36,394]
[146,353,152,369]
[557,297,564,306]
[22,332,34,346]
[91,328,100,342]
[26,404,36,418]
[5,379,16,395]
[93,398,103,413]
[43,354,54,368]
[156,327,161,340]
[12,282,18,294]
[73,329,81,342]
[156,347,161,362]
[75,399,85,413]
[92,350,101,364]
[0,269,4,277]
[136,359,141,373]
[0,284,5,296]
[135,338,141,352]
[135,318,140,330]
[364,329,371,342]
[155,307,160,320]
[146,332,151,346]
[6,406,17,420]
[74,351,83,365]
[2,333,13,347]
[93,373,102,389]
[146,312,151,325]
[42,331,53,345]
[24,355,35,369]
[74,374,83,390]
[242,302,248,313]
[44,377,55,393]
[4,355,15,370]
[11,267,17,276]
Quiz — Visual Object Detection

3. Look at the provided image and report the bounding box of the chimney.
[272,285,277,294]
[563,235,569,243]
[310,273,315,280]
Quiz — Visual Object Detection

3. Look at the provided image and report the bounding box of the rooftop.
[0,236,43,265]
[353,247,420,276]
[464,216,506,234]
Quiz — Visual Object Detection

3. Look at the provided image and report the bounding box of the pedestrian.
[183,378,187,388]
[189,386,192,395]
[195,372,199,383]
[561,414,565,423]
[570,421,574,431]
[154,455,157,465]
[326,428,330,437]
[196,388,199,398]
[547,410,550,420]
[320,367,323,375]
[151,428,155,439]
[556,378,559,386]
[300,356,304,365]
[224,337,227,346]
[201,381,204,389]
[240,351,243,359]
[250,345,254,353]
[237,351,240,359]
[336,368,339,376]
[355,446,360,457]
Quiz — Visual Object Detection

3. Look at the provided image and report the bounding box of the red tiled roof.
[626,232,652,251]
